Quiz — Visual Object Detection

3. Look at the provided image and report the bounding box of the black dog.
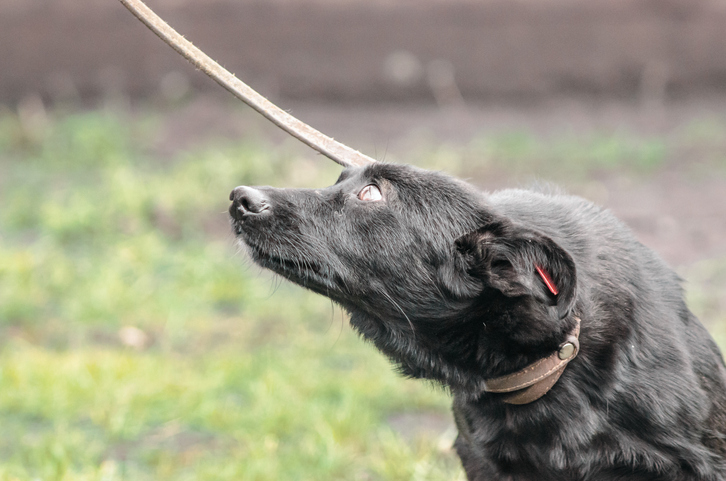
[229,162,726,480]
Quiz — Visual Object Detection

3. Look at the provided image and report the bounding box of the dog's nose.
[229,186,270,219]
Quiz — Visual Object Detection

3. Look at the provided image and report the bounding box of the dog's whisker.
[381,290,416,339]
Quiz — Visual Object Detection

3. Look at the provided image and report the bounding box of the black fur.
[229,163,726,480]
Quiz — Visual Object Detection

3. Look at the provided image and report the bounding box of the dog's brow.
[335,170,352,184]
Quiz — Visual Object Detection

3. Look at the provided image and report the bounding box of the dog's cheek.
[437,260,482,300]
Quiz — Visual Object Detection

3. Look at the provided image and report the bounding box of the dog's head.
[230,163,577,388]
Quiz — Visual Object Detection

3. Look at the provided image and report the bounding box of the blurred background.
[0,0,725,479]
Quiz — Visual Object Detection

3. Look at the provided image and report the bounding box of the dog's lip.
[231,218,244,235]
[245,243,327,280]
[264,253,323,276]
[232,222,337,292]
[230,214,262,236]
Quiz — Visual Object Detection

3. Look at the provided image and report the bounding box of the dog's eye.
[358,184,383,202]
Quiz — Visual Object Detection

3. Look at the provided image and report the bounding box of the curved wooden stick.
[119,0,376,168]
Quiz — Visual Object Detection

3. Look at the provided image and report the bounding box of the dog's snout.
[229,186,270,219]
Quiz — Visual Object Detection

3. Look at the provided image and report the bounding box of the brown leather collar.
[483,316,581,405]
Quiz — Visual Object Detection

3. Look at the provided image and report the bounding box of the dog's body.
[230,163,726,480]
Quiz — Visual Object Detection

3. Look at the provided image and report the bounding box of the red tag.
[535,265,559,296]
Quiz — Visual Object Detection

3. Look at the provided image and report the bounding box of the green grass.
[0,107,724,480]
[0,110,460,480]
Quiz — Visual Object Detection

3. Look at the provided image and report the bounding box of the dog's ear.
[455,224,577,319]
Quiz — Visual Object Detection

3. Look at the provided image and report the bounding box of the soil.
[2,0,726,104]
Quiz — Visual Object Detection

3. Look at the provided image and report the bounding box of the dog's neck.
[482,316,581,404]
[349,304,581,400]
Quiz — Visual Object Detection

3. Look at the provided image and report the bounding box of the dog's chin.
[235,233,338,297]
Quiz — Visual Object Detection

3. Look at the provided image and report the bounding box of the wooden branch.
[118,0,376,168]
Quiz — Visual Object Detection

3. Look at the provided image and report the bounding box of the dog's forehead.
[334,167,359,184]
[332,163,464,191]
[332,166,368,189]
[333,164,395,185]
[324,164,484,226]
[324,164,485,238]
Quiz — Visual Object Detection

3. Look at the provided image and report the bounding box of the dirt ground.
[2,0,726,104]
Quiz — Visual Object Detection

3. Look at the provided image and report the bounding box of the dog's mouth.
[255,250,325,279]
[236,229,338,293]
